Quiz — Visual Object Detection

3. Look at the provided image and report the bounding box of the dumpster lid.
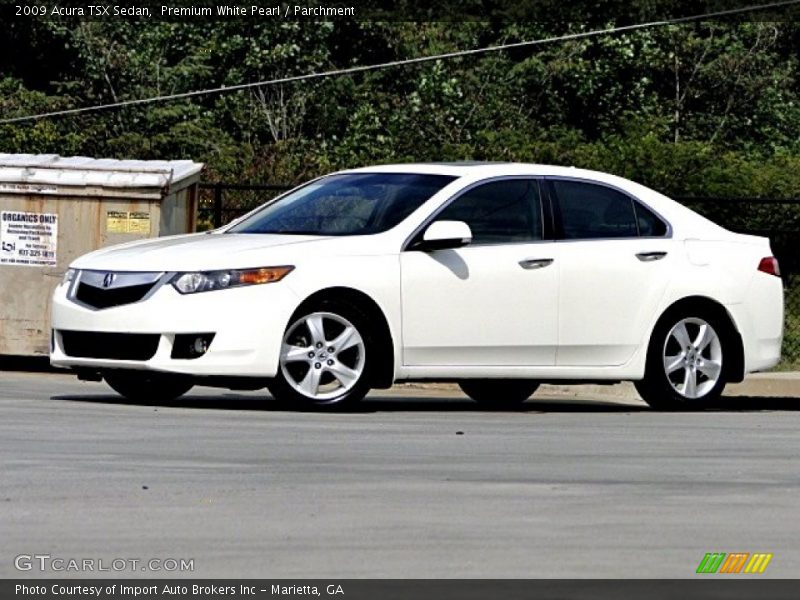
[0,154,204,190]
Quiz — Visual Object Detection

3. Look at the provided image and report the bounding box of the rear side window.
[553,180,638,239]
[634,201,668,237]
[435,179,543,245]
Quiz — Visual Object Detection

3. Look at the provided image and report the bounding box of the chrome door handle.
[519,258,554,270]
[636,251,667,262]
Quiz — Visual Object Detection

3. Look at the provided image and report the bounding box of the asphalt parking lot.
[2,370,799,578]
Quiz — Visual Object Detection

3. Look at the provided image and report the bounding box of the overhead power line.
[1,0,798,125]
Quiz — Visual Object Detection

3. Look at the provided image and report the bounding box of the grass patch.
[775,275,800,371]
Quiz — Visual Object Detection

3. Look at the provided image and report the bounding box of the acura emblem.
[102,273,116,288]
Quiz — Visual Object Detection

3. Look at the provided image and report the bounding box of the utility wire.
[1,0,798,125]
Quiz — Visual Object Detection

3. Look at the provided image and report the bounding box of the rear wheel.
[268,301,373,409]
[458,379,539,409]
[104,371,193,402]
[635,310,728,410]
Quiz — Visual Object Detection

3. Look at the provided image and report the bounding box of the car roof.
[344,161,561,176]
[341,161,660,198]
[341,162,633,184]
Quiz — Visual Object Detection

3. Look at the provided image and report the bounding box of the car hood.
[71,232,338,272]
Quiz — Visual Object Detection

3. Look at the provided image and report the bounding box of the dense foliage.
[1,19,799,196]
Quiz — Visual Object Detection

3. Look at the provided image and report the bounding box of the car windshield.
[227,173,456,236]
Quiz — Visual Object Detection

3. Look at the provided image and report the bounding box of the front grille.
[75,281,156,309]
[60,331,160,361]
[72,271,163,310]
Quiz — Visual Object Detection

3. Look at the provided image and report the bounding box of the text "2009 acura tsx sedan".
[51,163,784,409]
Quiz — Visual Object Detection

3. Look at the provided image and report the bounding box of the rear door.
[548,178,674,366]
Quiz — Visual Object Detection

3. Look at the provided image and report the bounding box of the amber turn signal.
[238,266,294,285]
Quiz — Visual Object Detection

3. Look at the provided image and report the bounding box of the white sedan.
[51,163,784,409]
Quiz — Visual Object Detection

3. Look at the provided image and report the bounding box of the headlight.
[171,266,293,294]
[62,268,78,286]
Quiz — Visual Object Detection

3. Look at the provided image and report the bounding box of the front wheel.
[104,371,193,402]
[635,311,728,410]
[268,302,373,409]
[459,379,539,409]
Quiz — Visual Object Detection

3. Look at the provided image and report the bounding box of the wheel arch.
[290,286,396,389]
[648,295,745,383]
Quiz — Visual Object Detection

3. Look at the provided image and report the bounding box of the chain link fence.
[199,183,800,368]
[198,183,290,230]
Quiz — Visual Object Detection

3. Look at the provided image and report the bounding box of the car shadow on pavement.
[50,393,275,411]
[48,393,799,413]
[358,397,650,413]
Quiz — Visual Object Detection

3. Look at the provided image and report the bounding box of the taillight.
[758,256,781,278]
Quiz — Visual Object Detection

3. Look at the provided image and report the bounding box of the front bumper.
[50,277,300,377]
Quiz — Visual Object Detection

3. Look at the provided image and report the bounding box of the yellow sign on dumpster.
[106,210,151,234]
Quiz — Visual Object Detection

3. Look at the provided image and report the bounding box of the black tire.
[267,299,375,409]
[635,307,729,410]
[458,379,539,409]
[104,371,193,402]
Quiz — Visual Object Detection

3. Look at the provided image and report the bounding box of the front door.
[400,178,558,367]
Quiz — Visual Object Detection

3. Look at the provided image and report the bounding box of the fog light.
[171,333,215,359]
[193,337,209,355]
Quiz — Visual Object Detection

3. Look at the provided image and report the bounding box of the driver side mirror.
[413,220,473,251]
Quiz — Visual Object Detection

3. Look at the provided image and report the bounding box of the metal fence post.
[213,183,223,229]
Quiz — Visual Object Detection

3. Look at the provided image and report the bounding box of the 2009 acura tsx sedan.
[51,163,783,410]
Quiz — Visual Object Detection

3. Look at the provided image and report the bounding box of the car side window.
[633,201,668,237]
[553,180,639,239]
[435,179,543,245]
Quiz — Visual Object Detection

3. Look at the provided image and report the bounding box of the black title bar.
[5,580,800,600]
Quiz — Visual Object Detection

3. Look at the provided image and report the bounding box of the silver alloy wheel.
[279,311,366,401]
[662,317,723,399]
